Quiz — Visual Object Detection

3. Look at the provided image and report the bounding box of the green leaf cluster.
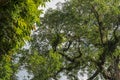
[0,0,49,79]
[17,0,120,80]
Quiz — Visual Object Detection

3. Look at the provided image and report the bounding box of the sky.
[40,0,65,17]
[45,0,65,9]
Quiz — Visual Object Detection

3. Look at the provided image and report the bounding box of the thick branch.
[91,5,104,45]
[58,51,75,62]
[87,69,100,80]
[53,62,79,78]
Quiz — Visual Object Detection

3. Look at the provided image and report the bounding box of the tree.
[0,0,50,55]
[19,0,120,80]
[0,0,49,79]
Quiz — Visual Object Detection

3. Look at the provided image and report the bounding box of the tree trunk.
[114,56,120,80]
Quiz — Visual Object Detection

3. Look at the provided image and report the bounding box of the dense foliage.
[0,0,49,79]
[19,0,120,80]
[0,0,50,55]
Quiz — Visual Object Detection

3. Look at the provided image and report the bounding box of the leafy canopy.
[18,0,120,80]
[0,0,49,79]
[0,0,50,55]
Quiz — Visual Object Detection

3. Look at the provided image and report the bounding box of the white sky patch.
[39,0,66,16]
[17,68,33,80]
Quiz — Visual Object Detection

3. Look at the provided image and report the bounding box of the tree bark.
[114,56,120,80]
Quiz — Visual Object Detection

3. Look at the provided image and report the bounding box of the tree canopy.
[0,0,49,79]
[19,0,120,80]
[1,0,120,80]
[0,0,50,55]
